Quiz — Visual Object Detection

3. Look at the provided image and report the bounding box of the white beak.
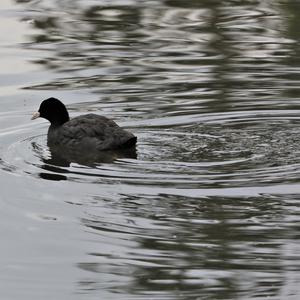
[31,111,40,120]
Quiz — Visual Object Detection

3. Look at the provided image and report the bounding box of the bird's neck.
[50,115,69,127]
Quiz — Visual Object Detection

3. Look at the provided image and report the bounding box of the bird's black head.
[32,97,70,126]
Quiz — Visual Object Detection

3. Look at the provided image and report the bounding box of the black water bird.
[31,97,137,164]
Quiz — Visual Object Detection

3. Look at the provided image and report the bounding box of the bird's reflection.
[47,143,137,166]
[32,141,137,181]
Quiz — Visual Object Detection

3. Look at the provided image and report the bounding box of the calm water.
[1,0,300,299]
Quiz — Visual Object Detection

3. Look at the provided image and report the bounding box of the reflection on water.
[0,0,299,299]
[41,142,137,166]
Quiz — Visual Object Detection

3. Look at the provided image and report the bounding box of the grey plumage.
[48,113,136,151]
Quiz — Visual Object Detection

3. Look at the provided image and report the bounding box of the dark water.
[1,0,300,299]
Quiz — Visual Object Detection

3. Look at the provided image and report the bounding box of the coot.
[31,97,137,152]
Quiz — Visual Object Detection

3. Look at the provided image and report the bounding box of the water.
[0,0,300,299]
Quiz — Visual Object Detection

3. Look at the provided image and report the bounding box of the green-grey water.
[0,0,300,299]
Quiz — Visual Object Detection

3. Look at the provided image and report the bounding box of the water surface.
[1,0,300,299]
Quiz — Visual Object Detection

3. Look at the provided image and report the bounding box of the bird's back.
[48,113,136,151]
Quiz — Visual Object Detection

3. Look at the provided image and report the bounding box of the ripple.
[1,110,300,193]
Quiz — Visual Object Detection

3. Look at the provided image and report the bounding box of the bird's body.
[48,113,136,151]
[32,98,137,156]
